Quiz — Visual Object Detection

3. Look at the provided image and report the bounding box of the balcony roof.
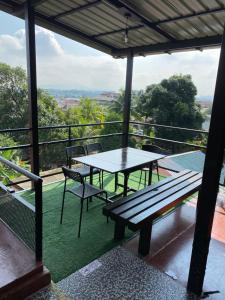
[0,0,224,57]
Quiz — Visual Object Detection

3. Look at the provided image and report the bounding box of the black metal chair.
[60,166,108,238]
[86,143,104,188]
[138,144,163,188]
[65,145,101,186]
[86,143,103,155]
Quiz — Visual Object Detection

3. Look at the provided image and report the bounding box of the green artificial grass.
[21,171,163,282]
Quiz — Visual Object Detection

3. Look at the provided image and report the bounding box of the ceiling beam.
[113,35,222,57]
[92,24,143,38]
[52,0,101,20]
[104,0,176,42]
[14,0,47,16]
[93,6,225,38]
[154,7,225,26]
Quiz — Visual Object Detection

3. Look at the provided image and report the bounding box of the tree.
[65,98,105,139]
[0,62,67,170]
[136,74,204,141]
[109,89,141,119]
[0,63,28,129]
[100,111,122,150]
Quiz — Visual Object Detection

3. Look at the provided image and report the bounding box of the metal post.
[68,126,72,146]
[25,0,39,176]
[34,178,43,261]
[122,51,133,147]
[187,26,225,296]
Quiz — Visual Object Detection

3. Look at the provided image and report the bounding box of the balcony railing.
[0,156,42,262]
[0,120,208,186]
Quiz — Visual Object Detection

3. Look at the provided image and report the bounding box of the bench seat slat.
[118,173,201,220]
[112,171,199,215]
[128,178,201,229]
[103,169,192,214]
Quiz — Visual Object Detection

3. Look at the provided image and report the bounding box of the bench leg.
[138,222,153,256]
[114,222,125,240]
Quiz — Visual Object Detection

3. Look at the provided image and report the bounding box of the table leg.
[148,162,153,186]
[90,166,93,202]
[123,172,129,197]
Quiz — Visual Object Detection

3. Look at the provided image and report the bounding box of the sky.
[0,10,221,97]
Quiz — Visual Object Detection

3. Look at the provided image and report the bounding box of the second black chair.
[138,144,163,188]
[65,145,101,185]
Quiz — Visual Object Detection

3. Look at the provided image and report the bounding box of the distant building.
[58,98,80,110]
[94,92,119,105]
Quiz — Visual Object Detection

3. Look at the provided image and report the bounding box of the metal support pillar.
[187,26,225,296]
[122,51,133,147]
[25,0,39,176]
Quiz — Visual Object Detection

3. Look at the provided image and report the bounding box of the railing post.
[25,1,39,179]
[34,178,43,262]
[187,25,225,296]
[68,126,72,146]
[122,51,134,148]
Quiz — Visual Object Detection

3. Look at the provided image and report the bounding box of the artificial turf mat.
[21,171,163,282]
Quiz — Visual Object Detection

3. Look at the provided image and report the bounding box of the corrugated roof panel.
[164,21,196,39]
[199,0,223,10]
[137,27,168,43]
[147,0,180,19]
[181,0,205,12]
[215,10,225,25]
[201,14,224,34]
[0,0,224,56]
[164,0,193,15]
[64,13,113,35]
[198,15,222,35]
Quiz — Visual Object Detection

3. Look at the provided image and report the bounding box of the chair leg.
[101,171,104,189]
[99,172,101,188]
[156,163,160,181]
[78,199,84,238]
[138,170,143,189]
[114,172,118,192]
[60,180,67,224]
[144,170,147,187]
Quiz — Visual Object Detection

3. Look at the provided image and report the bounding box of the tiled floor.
[28,247,197,300]
[124,193,225,300]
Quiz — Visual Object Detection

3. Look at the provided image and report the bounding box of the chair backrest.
[142,144,164,154]
[62,166,84,184]
[86,143,103,155]
[65,145,86,168]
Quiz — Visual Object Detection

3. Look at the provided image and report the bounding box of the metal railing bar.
[38,121,123,130]
[0,127,31,133]
[0,156,42,182]
[0,133,123,150]
[0,144,31,151]
[130,121,208,135]
[130,133,206,150]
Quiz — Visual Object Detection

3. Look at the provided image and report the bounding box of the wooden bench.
[103,169,202,256]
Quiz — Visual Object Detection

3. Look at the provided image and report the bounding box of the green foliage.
[0,149,29,184]
[0,63,28,129]
[109,89,141,119]
[100,111,122,150]
[64,98,105,146]
[136,74,204,141]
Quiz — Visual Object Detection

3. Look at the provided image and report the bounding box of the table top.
[73,147,165,173]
